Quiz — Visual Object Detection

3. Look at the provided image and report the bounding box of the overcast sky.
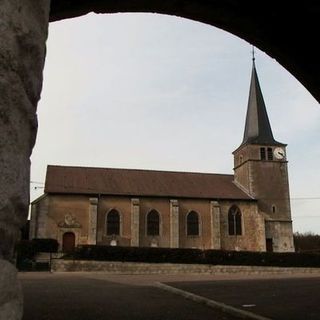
[30,13,320,233]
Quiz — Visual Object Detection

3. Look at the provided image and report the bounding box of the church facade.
[29,62,295,253]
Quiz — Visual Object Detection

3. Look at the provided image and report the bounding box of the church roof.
[44,165,253,200]
[241,60,285,146]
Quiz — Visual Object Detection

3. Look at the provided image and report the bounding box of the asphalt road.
[20,273,241,320]
[167,277,320,320]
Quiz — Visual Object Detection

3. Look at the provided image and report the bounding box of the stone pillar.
[0,0,50,258]
[0,260,23,320]
[33,195,49,239]
[131,198,140,247]
[29,203,38,240]
[170,200,179,248]
[88,198,98,245]
[0,1,50,319]
[210,201,221,249]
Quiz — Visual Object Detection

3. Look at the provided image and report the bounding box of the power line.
[292,216,320,219]
[30,181,44,185]
[28,181,320,201]
[291,197,320,200]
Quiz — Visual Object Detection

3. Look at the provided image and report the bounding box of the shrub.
[15,240,36,260]
[294,232,320,253]
[63,245,320,268]
[32,238,59,253]
[67,245,205,264]
[15,238,58,271]
[204,250,320,267]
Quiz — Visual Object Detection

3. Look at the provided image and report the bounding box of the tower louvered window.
[260,147,266,160]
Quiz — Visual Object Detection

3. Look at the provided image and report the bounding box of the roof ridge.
[47,164,233,177]
[232,180,255,200]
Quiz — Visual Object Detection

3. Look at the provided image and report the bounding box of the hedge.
[16,238,59,254]
[66,246,204,264]
[31,238,59,253]
[63,245,320,268]
[15,240,36,261]
[15,238,59,271]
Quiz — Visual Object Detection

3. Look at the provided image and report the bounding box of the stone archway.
[0,1,319,319]
[49,0,320,103]
[0,2,50,319]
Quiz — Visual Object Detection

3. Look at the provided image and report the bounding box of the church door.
[62,232,75,253]
[266,238,273,252]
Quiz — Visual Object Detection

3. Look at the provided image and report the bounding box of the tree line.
[294,232,320,253]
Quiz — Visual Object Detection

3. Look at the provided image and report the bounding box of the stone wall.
[219,201,266,252]
[178,199,212,249]
[97,196,132,246]
[51,259,320,275]
[265,221,295,252]
[48,194,90,247]
[32,194,267,252]
[30,195,49,239]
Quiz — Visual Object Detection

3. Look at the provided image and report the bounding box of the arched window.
[187,211,199,236]
[228,205,242,235]
[106,209,120,235]
[147,210,160,236]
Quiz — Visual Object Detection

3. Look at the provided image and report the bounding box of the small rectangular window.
[260,148,266,160]
[267,147,273,160]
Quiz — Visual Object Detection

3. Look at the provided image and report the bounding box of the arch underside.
[49,0,320,103]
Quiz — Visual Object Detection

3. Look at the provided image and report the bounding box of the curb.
[155,282,272,320]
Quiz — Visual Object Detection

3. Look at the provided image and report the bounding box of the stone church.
[29,61,295,253]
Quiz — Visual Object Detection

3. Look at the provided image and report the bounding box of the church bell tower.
[233,57,294,252]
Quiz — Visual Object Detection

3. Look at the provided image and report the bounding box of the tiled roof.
[45,165,253,200]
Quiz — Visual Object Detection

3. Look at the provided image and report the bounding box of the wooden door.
[62,232,75,253]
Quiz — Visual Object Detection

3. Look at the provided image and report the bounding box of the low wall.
[51,259,320,275]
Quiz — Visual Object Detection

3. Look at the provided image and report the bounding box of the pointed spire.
[251,45,255,62]
[241,55,284,146]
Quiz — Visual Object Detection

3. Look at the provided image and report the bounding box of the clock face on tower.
[273,147,285,160]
